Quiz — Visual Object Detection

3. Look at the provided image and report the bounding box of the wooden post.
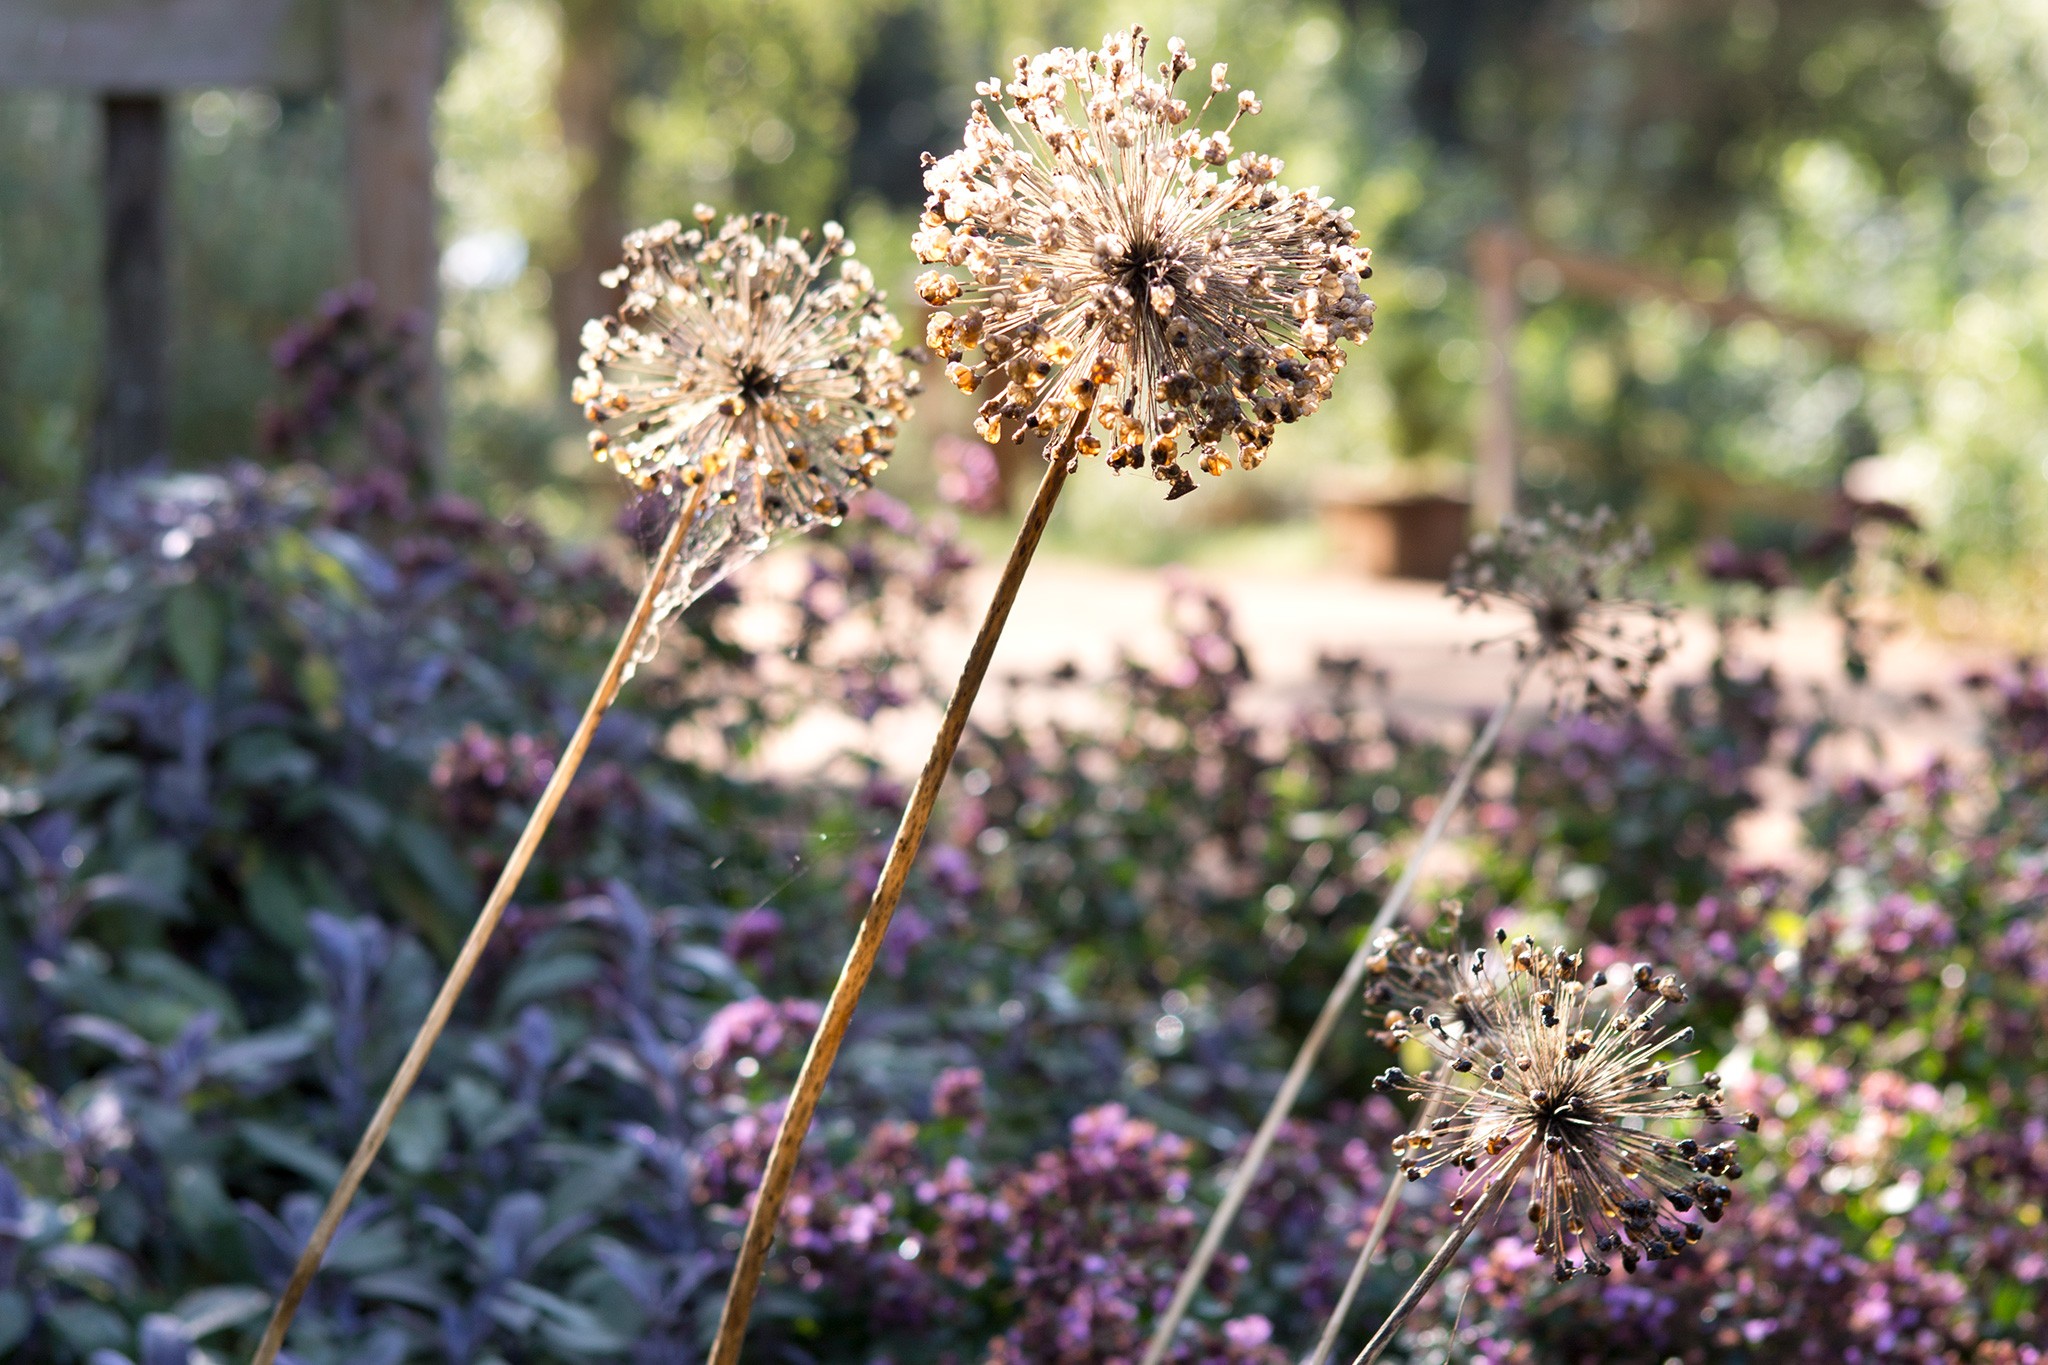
[340,0,445,485]
[550,0,630,387]
[1470,225,1522,530]
[91,94,171,482]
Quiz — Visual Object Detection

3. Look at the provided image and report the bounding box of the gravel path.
[735,554,2002,865]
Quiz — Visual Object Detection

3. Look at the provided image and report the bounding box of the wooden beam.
[1463,225,1874,527]
[90,94,170,483]
[1523,236,1872,358]
[0,0,334,93]
[340,0,445,486]
[1470,226,1521,529]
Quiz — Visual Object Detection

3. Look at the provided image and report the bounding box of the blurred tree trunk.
[341,0,446,488]
[90,94,170,484]
[550,0,630,391]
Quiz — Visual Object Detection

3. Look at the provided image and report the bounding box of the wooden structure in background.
[1467,224,1873,528]
[551,0,631,387]
[95,94,171,484]
[1320,492,1471,580]
[0,0,444,482]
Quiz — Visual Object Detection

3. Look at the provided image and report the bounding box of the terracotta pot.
[1317,492,1472,580]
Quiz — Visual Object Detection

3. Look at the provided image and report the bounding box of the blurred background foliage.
[4,0,2047,627]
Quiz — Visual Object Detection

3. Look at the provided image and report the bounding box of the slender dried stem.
[251,482,708,1365]
[1304,1071,1451,1365]
[1143,662,1532,1365]
[707,419,1082,1364]
[1351,1140,1532,1365]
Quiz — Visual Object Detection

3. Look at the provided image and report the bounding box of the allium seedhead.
[916,26,1375,499]
[1362,929,1492,1048]
[1372,931,1754,1283]
[1449,506,1676,710]
[575,211,914,665]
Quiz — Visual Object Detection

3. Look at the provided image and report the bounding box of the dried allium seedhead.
[916,27,1375,500]
[1449,506,1676,709]
[574,210,914,664]
[1371,930,1755,1283]
[1362,929,1493,1048]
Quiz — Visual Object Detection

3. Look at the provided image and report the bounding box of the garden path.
[737,556,2003,868]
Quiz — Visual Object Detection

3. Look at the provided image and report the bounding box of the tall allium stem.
[1350,1140,1533,1365]
[707,418,1082,1364]
[1304,1072,1450,1365]
[1143,661,1532,1365]
[252,483,708,1365]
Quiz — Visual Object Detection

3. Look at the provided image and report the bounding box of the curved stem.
[251,481,708,1365]
[1142,663,1532,1365]
[1303,1071,1451,1365]
[1352,1141,1532,1365]
[706,423,1081,1365]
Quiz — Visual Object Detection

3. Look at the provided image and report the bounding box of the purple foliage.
[2,449,2043,1362]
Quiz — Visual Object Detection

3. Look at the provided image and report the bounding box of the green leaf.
[243,853,310,949]
[300,857,359,922]
[352,1269,449,1310]
[390,818,477,912]
[297,651,343,727]
[447,1075,507,1144]
[170,1162,237,1241]
[222,731,319,789]
[165,584,227,692]
[323,788,391,845]
[545,1144,638,1226]
[325,1214,409,1276]
[124,950,243,1031]
[474,1099,539,1150]
[0,1290,30,1355]
[60,614,139,692]
[506,1281,632,1355]
[116,839,191,916]
[170,1285,271,1340]
[495,952,600,1017]
[40,754,142,806]
[45,1301,128,1353]
[237,1120,342,1189]
[386,1093,450,1174]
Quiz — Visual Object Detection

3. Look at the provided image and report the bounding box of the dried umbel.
[1361,929,1492,1047]
[259,215,915,1365]
[916,26,1375,500]
[1449,507,1675,710]
[1372,930,1756,1283]
[575,209,914,659]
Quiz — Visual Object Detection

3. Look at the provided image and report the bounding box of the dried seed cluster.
[1371,930,1755,1282]
[575,208,912,527]
[916,26,1375,500]
[1449,506,1676,710]
[1362,930,1490,1047]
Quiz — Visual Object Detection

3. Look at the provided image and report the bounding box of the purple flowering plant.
[2,310,2044,1361]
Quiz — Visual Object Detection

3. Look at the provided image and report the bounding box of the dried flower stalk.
[708,424,1076,1362]
[253,212,907,1365]
[1350,1138,1532,1365]
[1142,666,1527,1365]
[710,26,1373,1360]
[1306,1068,1448,1365]
[1316,928,1506,1365]
[1147,510,1669,1362]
